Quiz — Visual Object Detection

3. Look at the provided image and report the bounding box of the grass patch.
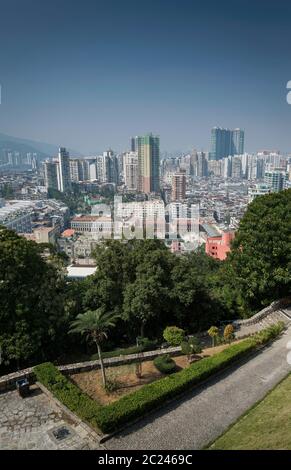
[209,373,291,449]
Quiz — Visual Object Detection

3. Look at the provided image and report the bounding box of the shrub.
[223,324,235,343]
[154,354,176,374]
[216,335,225,346]
[137,337,158,351]
[252,321,285,345]
[181,336,202,360]
[105,378,120,393]
[163,326,185,346]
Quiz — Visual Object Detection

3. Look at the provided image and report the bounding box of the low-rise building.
[66,265,97,280]
[33,225,60,245]
[205,230,235,260]
[71,215,112,238]
[0,200,34,233]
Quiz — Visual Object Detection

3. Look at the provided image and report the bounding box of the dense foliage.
[0,228,68,369]
[218,189,291,314]
[81,239,226,342]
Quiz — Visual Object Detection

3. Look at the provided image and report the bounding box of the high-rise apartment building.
[231,156,242,179]
[232,128,245,155]
[58,147,71,192]
[207,159,222,176]
[130,137,136,152]
[124,151,138,190]
[172,171,186,201]
[44,160,59,190]
[135,134,160,193]
[79,159,90,181]
[248,183,272,203]
[197,152,208,177]
[96,150,119,185]
[222,156,232,178]
[210,127,244,160]
[69,159,80,182]
[264,169,286,192]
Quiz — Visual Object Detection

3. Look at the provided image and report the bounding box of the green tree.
[181,336,202,362]
[208,326,219,347]
[123,273,163,337]
[163,326,185,346]
[69,308,118,387]
[170,251,224,331]
[222,189,291,314]
[0,227,67,369]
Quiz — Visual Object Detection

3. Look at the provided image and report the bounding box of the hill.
[0,132,82,160]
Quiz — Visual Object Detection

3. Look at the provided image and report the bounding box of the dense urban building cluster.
[1,129,291,270]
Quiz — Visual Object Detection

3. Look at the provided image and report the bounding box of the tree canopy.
[221,189,291,314]
[0,227,68,368]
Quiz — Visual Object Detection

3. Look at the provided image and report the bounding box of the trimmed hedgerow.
[34,322,285,435]
[91,338,159,360]
[33,362,102,423]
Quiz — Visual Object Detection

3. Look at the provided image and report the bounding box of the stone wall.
[0,346,181,393]
[233,298,291,328]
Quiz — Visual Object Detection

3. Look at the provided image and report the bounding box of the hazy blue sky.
[0,0,291,154]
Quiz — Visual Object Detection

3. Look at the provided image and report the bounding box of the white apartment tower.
[124,151,138,190]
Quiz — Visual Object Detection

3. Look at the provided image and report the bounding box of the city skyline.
[0,0,291,153]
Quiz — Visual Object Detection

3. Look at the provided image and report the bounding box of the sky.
[0,0,291,154]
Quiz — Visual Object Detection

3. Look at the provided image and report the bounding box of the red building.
[205,231,235,261]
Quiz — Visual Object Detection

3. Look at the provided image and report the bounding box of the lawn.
[209,373,291,450]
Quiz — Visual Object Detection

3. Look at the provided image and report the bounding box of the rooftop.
[66,265,97,279]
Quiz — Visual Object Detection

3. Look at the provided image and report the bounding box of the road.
[104,328,291,450]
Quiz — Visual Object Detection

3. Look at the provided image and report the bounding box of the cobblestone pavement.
[0,386,103,450]
[105,328,291,450]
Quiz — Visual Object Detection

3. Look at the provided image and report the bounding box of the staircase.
[233,301,291,339]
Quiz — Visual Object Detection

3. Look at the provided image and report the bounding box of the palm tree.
[69,308,118,387]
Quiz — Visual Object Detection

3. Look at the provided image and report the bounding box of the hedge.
[154,354,177,374]
[91,338,158,360]
[34,322,285,434]
[33,362,102,424]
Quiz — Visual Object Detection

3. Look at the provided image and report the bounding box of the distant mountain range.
[0,132,81,159]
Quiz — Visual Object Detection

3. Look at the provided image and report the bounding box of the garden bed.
[70,343,234,405]
[34,322,285,435]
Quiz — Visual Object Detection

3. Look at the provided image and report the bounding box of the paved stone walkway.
[105,328,291,450]
[0,386,102,450]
